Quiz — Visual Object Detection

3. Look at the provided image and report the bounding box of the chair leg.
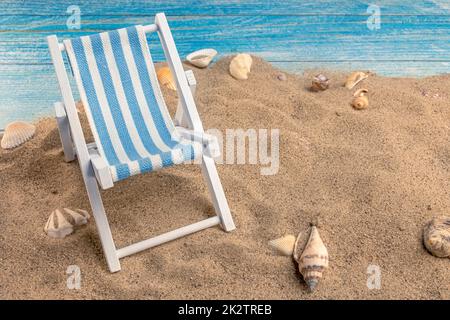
[201,155,236,231]
[82,165,121,272]
[54,102,76,162]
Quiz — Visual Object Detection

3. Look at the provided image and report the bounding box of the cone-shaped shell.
[423,216,450,258]
[229,54,252,80]
[44,208,90,239]
[295,226,329,292]
[268,235,296,256]
[1,121,36,149]
[186,48,217,68]
[345,71,369,89]
[157,67,177,91]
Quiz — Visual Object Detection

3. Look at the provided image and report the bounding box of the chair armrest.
[174,70,197,128]
[89,149,114,190]
[175,126,220,158]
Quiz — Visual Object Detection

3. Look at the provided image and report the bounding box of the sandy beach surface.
[0,57,449,299]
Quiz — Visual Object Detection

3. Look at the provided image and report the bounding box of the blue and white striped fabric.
[64,26,203,182]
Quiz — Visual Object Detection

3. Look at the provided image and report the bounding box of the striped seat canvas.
[64,26,203,182]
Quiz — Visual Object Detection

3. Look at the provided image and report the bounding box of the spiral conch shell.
[294,226,329,292]
[352,88,369,110]
[186,48,217,68]
[229,53,252,80]
[268,235,296,256]
[1,121,36,150]
[311,74,330,92]
[423,216,450,258]
[44,208,90,239]
[157,67,177,91]
[345,71,369,89]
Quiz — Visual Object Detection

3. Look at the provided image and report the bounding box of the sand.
[0,57,449,300]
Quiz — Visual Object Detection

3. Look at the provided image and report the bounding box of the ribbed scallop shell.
[295,226,329,292]
[229,54,252,80]
[1,121,36,149]
[268,235,296,256]
[345,71,369,89]
[423,216,450,258]
[157,67,177,91]
[44,208,90,239]
[186,48,217,68]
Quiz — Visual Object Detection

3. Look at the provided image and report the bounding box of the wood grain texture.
[0,1,449,127]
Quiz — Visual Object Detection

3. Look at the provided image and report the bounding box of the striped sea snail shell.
[157,66,177,91]
[294,226,329,292]
[423,216,450,258]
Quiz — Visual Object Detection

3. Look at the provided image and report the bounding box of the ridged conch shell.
[268,235,296,256]
[1,121,36,150]
[294,226,329,292]
[157,67,177,91]
[345,71,369,89]
[186,49,217,68]
[44,208,90,239]
[423,216,450,258]
[311,74,330,91]
[229,53,252,80]
[352,88,369,110]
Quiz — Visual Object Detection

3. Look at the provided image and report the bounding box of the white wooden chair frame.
[47,13,235,273]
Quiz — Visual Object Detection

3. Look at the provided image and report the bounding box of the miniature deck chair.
[47,13,235,272]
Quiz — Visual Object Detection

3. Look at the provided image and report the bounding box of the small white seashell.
[277,73,287,81]
[423,216,450,258]
[1,121,36,150]
[294,226,329,292]
[229,53,253,80]
[268,235,296,256]
[44,208,90,239]
[186,48,217,68]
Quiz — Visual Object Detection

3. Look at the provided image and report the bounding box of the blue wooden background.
[0,0,449,128]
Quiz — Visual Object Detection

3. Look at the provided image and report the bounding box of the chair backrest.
[64,25,180,167]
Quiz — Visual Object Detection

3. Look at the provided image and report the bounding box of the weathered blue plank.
[0,15,449,65]
[0,0,449,16]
